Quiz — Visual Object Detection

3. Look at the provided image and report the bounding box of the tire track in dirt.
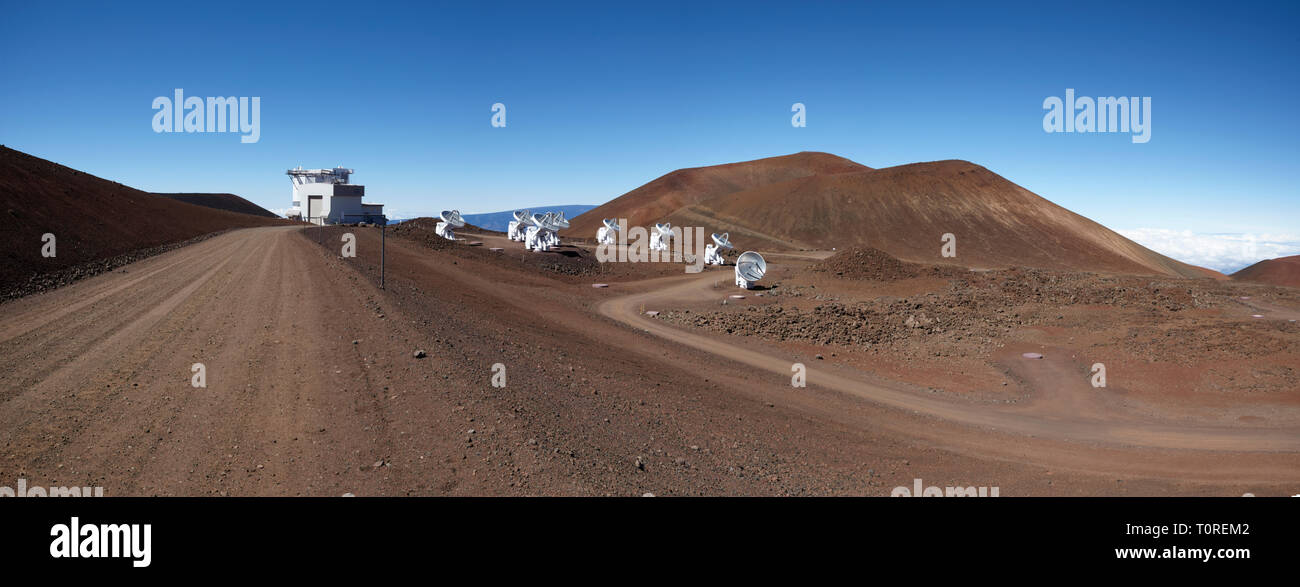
[386,230,1299,486]
[0,227,423,496]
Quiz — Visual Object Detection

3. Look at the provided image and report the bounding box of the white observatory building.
[285,166,385,225]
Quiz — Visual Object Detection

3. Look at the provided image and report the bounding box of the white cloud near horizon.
[1118,228,1300,274]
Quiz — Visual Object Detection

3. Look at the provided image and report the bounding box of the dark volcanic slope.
[1233,255,1300,288]
[0,146,287,295]
[156,192,280,218]
[567,152,1213,278]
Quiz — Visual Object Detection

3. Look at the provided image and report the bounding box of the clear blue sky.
[2,1,1296,256]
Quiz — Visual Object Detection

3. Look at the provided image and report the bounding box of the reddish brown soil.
[808,247,965,281]
[2,225,1293,497]
[2,151,1294,497]
[1234,255,1300,288]
[564,151,868,240]
[0,146,289,299]
[566,152,1216,279]
[654,251,1300,431]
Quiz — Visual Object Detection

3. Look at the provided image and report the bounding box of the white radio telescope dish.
[705,232,733,265]
[439,210,465,227]
[650,222,674,252]
[539,212,560,231]
[436,209,464,240]
[597,218,620,245]
[527,212,561,252]
[734,251,766,289]
[553,211,571,229]
[508,209,532,241]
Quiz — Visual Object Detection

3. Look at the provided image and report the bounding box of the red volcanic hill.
[156,192,280,218]
[1232,255,1300,288]
[567,151,869,236]
[566,152,1212,278]
[0,146,288,297]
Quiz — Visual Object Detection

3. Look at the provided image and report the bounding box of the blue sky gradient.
[2,1,1296,270]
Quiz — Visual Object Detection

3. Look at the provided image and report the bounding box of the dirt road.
[2,225,1296,496]
[0,226,446,496]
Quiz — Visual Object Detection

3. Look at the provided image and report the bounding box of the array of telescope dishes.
[435,208,766,290]
[589,218,764,289]
[505,210,570,251]
[436,210,465,240]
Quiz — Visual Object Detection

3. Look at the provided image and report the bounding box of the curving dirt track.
[599,270,1300,453]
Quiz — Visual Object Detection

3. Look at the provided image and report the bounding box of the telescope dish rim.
[553,211,571,229]
[439,210,465,227]
[735,251,766,282]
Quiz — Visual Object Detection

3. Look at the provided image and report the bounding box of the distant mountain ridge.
[461,205,597,232]
[0,146,287,297]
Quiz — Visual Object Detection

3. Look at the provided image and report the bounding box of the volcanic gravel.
[2,230,232,301]
[661,263,1300,365]
[808,247,964,281]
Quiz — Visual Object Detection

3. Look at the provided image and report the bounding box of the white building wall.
[288,168,382,224]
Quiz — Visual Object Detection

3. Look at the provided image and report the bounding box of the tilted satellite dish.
[440,210,465,227]
[542,213,560,232]
[508,209,531,241]
[650,222,674,251]
[527,212,559,251]
[542,212,567,250]
[597,218,620,245]
[436,209,465,240]
[734,251,766,289]
[705,232,733,265]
